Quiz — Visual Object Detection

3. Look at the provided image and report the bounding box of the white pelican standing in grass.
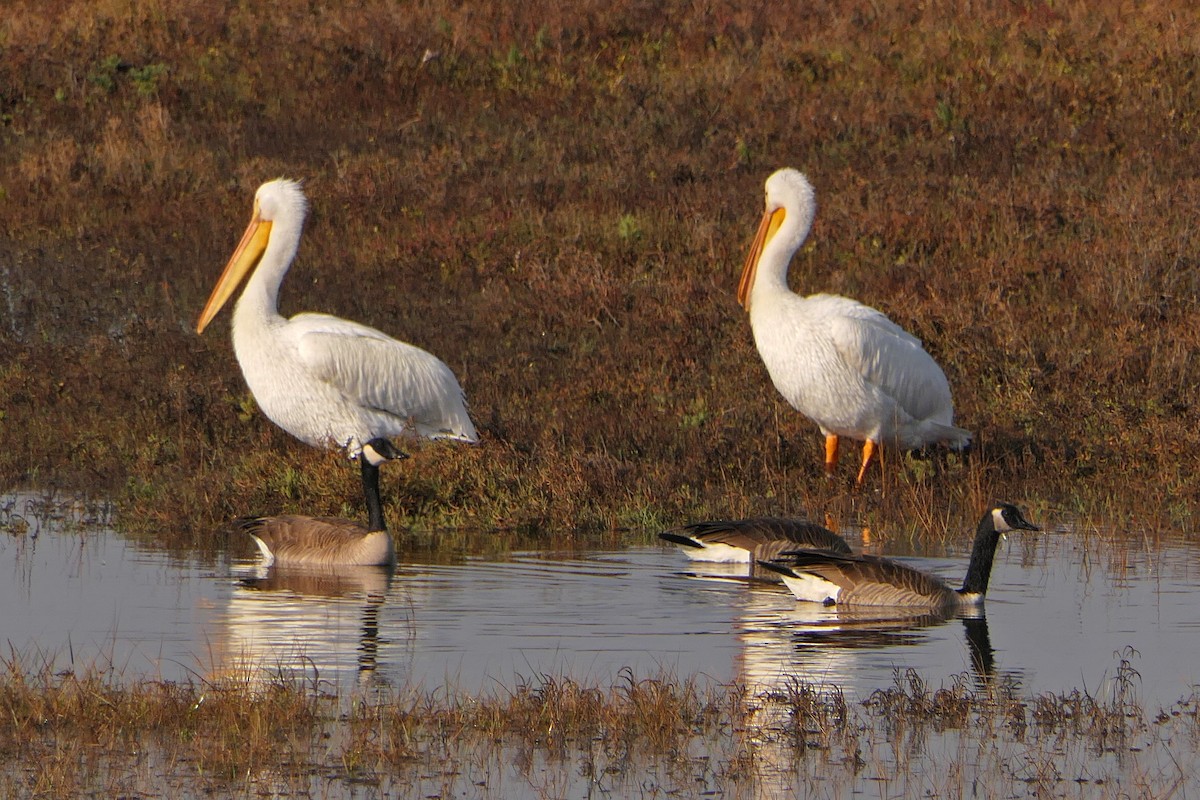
[738,168,971,485]
[196,179,477,557]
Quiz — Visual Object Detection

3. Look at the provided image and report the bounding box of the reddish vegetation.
[1,2,1198,543]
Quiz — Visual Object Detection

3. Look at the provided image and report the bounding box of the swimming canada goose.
[659,517,851,563]
[196,179,477,524]
[235,438,401,567]
[758,503,1039,608]
[738,168,971,484]
[235,514,395,568]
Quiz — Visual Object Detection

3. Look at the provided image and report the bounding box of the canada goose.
[197,179,477,523]
[739,168,970,484]
[758,503,1039,608]
[234,439,400,567]
[659,517,851,563]
[235,514,395,568]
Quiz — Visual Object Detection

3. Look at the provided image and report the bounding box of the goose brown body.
[759,504,1039,609]
[659,517,851,563]
[766,550,963,607]
[236,515,395,568]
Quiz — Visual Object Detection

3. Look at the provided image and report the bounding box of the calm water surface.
[3,496,1198,710]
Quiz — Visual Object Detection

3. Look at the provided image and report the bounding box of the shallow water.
[2,496,1198,711]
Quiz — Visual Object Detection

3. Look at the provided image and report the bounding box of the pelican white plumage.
[739,168,970,484]
[197,179,477,530]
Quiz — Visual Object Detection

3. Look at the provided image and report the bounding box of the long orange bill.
[737,208,785,311]
[196,211,272,334]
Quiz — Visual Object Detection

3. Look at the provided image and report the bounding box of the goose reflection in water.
[737,587,1016,689]
[213,563,410,691]
[724,584,1012,797]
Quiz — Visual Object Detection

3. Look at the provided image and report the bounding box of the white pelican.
[659,517,850,563]
[759,503,1039,609]
[739,168,970,484]
[197,179,477,533]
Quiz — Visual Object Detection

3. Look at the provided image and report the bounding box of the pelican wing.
[292,313,477,442]
[781,550,954,607]
[813,294,920,345]
[826,304,952,424]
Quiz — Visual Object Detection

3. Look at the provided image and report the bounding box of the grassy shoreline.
[2,2,1199,544]
[1,649,1193,799]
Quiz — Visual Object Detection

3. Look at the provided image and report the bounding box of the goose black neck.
[961,616,995,680]
[958,514,1002,596]
[361,457,387,532]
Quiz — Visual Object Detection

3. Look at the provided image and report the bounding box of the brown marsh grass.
[1,3,1198,548]
[1,650,1196,798]
[6,6,1200,795]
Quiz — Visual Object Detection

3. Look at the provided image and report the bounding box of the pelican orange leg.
[855,439,880,485]
[824,434,840,478]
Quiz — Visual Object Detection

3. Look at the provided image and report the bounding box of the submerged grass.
[1,650,1196,798]
[0,1,1198,547]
